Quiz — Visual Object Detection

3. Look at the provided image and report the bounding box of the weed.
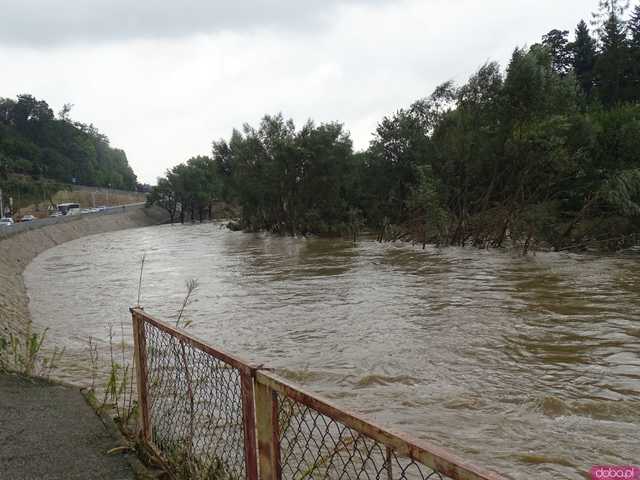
[136,253,146,307]
[0,327,64,378]
[101,325,138,432]
[87,336,99,391]
[176,279,199,328]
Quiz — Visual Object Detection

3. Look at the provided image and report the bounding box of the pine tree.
[572,20,597,98]
[591,0,630,37]
[628,4,640,100]
[592,0,631,105]
[542,29,572,75]
[630,4,640,46]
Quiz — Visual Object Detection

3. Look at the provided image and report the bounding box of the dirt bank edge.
[0,206,169,340]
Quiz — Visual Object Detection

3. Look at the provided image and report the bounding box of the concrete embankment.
[0,205,169,340]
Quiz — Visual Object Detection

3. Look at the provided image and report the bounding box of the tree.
[150,5,640,253]
[147,177,178,223]
[185,156,221,221]
[592,0,631,105]
[58,103,74,122]
[502,46,576,122]
[407,164,448,247]
[629,4,640,46]
[572,20,597,99]
[365,108,431,229]
[591,0,630,37]
[0,94,137,190]
[542,29,573,75]
[628,5,640,100]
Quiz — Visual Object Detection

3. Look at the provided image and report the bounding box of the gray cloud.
[0,0,599,183]
[0,0,390,46]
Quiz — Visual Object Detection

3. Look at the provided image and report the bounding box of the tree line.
[0,94,138,211]
[150,0,640,252]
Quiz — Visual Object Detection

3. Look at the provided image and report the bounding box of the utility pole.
[0,188,3,218]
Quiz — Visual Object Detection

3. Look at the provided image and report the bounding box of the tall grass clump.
[0,326,64,378]
[84,253,208,479]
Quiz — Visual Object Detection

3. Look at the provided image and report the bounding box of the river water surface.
[24,222,640,480]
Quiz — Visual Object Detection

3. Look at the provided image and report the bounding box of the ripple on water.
[23,222,640,480]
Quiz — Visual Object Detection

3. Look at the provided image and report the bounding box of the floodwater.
[24,222,640,480]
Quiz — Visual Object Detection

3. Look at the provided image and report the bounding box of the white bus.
[57,203,81,215]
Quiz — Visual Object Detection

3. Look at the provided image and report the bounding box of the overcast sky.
[0,0,598,184]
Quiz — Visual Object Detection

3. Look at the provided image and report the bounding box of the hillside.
[0,95,137,212]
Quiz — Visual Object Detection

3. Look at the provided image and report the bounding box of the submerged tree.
[146,1,640,253]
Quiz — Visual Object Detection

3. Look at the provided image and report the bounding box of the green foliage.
[0,174,69,212]
[594,2,631,105]
[97,324,137,433]
[542,29,573,75]
[157,115,357,235]
[628,5,640,96]
[0,328,64,378]
[0,94,137,194]
[149,2,640,253]
[572,20,597,99]
[148,156,222,224]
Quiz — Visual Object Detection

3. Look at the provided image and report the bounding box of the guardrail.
[0,203,147,240]
[131,308,506,480]
[70,184,147,197]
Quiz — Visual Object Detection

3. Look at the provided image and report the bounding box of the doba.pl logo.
[591,466,639,480]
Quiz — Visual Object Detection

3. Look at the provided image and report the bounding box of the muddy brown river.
[24,222,639,479]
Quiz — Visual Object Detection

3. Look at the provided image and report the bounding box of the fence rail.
[131,308,506,480]
[132,308,258,480]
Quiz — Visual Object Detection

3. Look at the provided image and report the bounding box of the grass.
[84,253,213,479]
[165,443,228,480]
[175,279,199,328]
[0,326,64,378]
[95,253,147,435]
[101,324,137,431]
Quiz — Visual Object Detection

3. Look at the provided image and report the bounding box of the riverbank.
[0,205,169,341]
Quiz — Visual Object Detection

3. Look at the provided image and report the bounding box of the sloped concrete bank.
[0,206,169,339]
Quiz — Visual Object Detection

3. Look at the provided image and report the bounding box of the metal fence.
[131,308,505,480]
[132,308,258,480]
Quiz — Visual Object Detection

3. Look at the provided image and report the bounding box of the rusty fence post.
[241,370,259,480]
[131,308,152,443]
[385,446,393,480]
[255,375,281,480]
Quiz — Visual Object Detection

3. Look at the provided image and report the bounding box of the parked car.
[20,215,36,222]
[0,217,14,227]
